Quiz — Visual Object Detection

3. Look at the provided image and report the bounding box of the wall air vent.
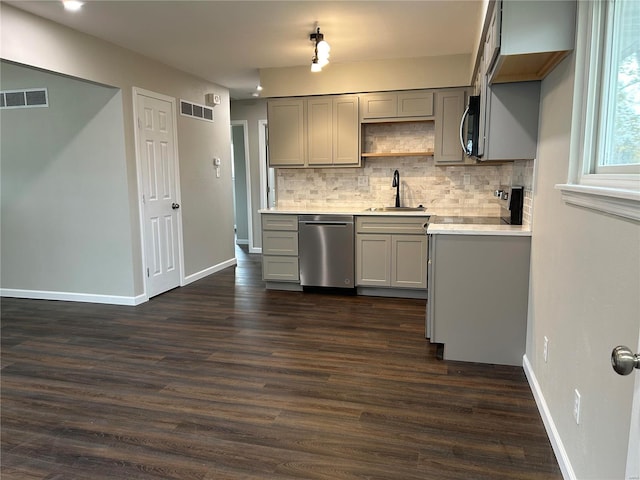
[0,88,49,109]
[180,99,214,122]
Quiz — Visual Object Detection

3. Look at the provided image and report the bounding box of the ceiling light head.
[316,40,331,57]
[310,27,330,72]
[256,85,263,92]
[63,0,84,11]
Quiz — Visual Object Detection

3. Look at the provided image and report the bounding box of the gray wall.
[231,124,249,243]
[1,4,235,300]
[230,99,267,251]
[1,61,135,296]
[528,53,640,478]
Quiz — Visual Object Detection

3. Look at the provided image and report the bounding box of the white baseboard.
[249,246,262,254]
[0,288,145,306]
[523,354,576,480]
[183,257,237,285]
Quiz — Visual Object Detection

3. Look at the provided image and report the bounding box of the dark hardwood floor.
[1,245,561,479]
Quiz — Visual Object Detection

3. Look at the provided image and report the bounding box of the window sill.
[555,184,640,222]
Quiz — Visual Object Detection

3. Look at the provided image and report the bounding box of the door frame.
[230,120,254,253]
[627,328,640,479]
[132,87,185,301]
[259,118,269,212]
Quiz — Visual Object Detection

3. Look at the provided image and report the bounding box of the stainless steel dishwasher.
[298,214,354,288]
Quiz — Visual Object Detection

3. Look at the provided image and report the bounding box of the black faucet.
[392,169,400,207]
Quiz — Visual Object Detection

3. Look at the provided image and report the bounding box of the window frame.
[557,0,640,221]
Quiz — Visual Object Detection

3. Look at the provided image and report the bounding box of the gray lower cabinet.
[356,234,391,286]
[261,214,299,282]
[391,235,427,288]
[356,216,428,289]
[428,233,531,366]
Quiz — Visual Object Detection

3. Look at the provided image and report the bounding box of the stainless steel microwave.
[460,95,481,158]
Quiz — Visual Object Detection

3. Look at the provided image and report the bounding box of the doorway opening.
[231,121,253,251]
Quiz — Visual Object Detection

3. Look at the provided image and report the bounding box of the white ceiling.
[7,0,485,99]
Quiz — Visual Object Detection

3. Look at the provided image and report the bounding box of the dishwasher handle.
[299,221,351,226]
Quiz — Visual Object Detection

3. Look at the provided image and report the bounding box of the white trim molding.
[182,257,237,286]
[559,1,640,222]
[523,355,577,480]
[0,288,146,306]
[556,184,640,222]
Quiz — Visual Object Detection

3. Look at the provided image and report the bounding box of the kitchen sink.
[364,206,427,212]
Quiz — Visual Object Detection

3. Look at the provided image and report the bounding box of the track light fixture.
[310,27,330,72]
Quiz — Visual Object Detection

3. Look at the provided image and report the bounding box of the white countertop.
[259,207,531,236]
[427,223,532,236]
[259,207,433,216]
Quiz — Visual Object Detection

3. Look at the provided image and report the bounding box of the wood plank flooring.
[1,246,561,479]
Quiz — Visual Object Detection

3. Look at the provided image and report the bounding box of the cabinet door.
[263,256,299,282]
[397,91,434,117]
[307,97,332,166]
[356,216,429,235]
[483,81,540,161]
[262,231,299,256]
[434,89,466,164]
[267,99,305,167]
[356,234,391,286]
[332,96,360,165]
[391,235,427,289]
[360,93,397,119]
[484,3,501,74]
[262,214,298,231]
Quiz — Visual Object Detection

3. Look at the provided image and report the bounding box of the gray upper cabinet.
[360,93,397,119]
[331,96,360,165]
[360,90,434,122]
[488,0,576,84]
[434,88,467,165]
[267,98,305,167]
[268,95,360,168]
[397,91,434,117]
[307,97,333,166]
[481,81,541,161]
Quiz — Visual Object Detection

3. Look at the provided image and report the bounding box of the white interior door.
[136,91,181,298]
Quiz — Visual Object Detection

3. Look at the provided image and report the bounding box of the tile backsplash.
[513,159,534,226]
[277,158,513,217]
[362,122,434,154]
[275,123,535,223]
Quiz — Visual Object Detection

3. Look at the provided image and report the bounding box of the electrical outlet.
[357,176,369,187]
[573,389,581,425]
[543,336,549,363]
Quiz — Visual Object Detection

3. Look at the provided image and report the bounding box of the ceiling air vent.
[0,88,48,109]
[180,99,214,123]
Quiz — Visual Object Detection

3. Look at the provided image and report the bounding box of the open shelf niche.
[361,120,435,158]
